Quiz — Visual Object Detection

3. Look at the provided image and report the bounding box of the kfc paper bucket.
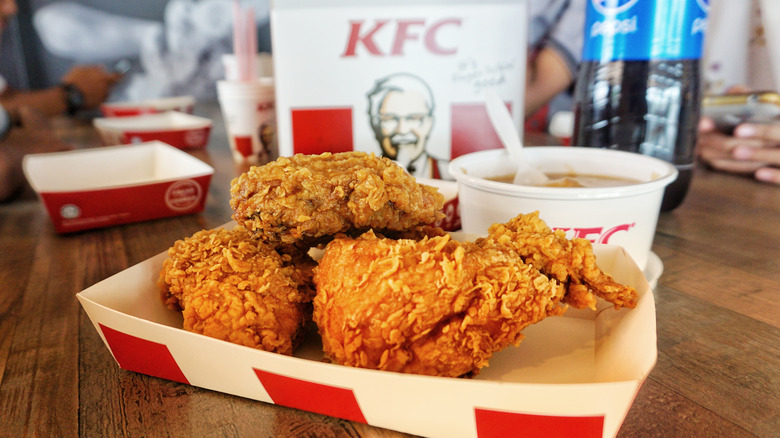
[449,147,678,270]
[270,0,527,179]
[23,141,214,233]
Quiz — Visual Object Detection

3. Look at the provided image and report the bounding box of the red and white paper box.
[100,95,196,118]
[270,0,527,180]
[23,142,214,234]
[94,111,212,150]
[76,237,656,438]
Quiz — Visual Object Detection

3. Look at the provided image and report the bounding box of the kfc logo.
[554,223,635,244]
[341,18,461,57]
[165,180,202,211]
[366,73,448,178]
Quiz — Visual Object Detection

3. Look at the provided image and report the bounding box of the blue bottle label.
[582,0,709,61]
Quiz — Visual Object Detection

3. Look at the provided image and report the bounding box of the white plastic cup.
[221,53,274,80]
[448,147,678,270]
[216,78,277,165]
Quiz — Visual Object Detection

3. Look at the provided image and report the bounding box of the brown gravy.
[489,172,642,188]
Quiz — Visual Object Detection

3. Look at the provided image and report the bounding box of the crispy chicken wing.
[158,226,315,355]
[478,211,638,310]
[230,151,445,247]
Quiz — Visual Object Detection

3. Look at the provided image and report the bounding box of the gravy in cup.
[489,172,642,188]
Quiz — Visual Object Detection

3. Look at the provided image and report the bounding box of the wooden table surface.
[1,104,778,437]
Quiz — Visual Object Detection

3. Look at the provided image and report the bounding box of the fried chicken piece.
[312,212,638,377]
[478,211,638,310]
[313,231,567,377]
[230,151,445,247]
[158,226,315,355]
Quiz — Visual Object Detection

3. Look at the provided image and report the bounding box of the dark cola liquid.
[573,59,701,211]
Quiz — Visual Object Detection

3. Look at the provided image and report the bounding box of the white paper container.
[23,141,214,233]
[100,95,196,117]
[270,0,527,180]
[76,234,656,438]
[93,111,212,150]
[449,147,678,270]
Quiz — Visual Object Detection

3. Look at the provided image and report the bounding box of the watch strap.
[0,103,11,140]
[60,83,85,116]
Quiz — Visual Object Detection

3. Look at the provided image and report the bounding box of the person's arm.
[524,0,584,116]
[0,65,121,118]
[0,86,68,118]
[524,46,575,116]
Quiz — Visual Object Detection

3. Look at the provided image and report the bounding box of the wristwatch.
[0,103,10,140]
[60,83,85,115]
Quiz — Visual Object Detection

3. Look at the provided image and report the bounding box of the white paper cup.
[448,147,678,270]
[221,53,274,80]
[216,78,277,164]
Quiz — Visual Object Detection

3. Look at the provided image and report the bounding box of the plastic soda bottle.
[573,0,709,211]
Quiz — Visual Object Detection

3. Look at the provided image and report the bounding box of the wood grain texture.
[1,106,778,437]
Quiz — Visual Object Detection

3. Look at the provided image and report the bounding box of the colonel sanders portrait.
[366,73,448,178]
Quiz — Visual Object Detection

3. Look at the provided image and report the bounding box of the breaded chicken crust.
[229,151,445,247]
[479,211,638,310]
[158,226,315,355]
[312,212,637,377]
[313,231,566,377]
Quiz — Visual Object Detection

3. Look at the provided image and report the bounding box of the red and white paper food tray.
[23,141,214,234]
[270,0,527,180]
[100,95,196,117]
[76,236,656,438]
[93,111,212,150]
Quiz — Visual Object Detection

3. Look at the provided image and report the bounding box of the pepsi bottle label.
[583,0,708,61]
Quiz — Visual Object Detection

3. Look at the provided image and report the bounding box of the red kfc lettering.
[391,20,425,55]
[597,223,635,244]
[553,223,635,244]
[425,18,460,55]
[342,20,388,57]
[257,101,275,111]
[571,227,603,242]
[341,18,461,57]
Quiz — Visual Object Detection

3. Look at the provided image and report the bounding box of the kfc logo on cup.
[554,223,636,245]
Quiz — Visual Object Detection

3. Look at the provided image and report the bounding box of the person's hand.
[697,117,780,184]
[61,65,122,109]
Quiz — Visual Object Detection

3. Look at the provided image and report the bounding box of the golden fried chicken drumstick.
[312,212,637,377]
[158,226,315,355]
[230,151,445,247]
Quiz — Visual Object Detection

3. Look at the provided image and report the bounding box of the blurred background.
[1,0,272,101]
